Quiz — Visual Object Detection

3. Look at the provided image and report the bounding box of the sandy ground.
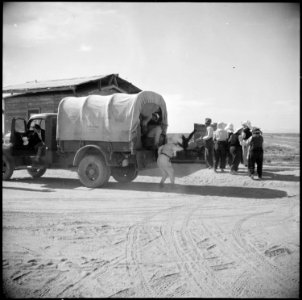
[2,162,300,298]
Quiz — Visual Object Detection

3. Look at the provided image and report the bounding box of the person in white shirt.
[157,140,183,186]
[213,122,228,172]
[202,118,214,168]
[225,123,234,168]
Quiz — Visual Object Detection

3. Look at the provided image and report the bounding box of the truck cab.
[3,113,57,179]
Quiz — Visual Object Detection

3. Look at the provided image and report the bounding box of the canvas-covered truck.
[2,91,168,188]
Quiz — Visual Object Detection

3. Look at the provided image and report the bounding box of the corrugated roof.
[2,74,115,93]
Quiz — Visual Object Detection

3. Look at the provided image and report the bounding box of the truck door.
[10,118,27,149]
[44,116,58,162]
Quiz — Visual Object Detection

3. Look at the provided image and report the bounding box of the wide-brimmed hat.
[252,127,262,134]
[217,122,227,129]
[225,123,234,132]
[205,118,212,125]
[241,120,252,129]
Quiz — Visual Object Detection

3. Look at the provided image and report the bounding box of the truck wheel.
[3,156,14,180]
[27,167,47,178]
[78,155,110,188]
[111,165,138,183]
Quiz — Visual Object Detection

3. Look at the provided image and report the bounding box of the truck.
[2,91,168,188]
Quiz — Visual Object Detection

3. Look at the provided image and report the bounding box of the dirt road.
[2,163,299,298]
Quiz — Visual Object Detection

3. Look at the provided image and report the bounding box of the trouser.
[143,126,162,150]
[229,145,241,172]
[204,139,214,168]
[214,141,227,169]
[242,144,249,166]
[157,154,175,184]
[227,146,232,167]
[248,149,263,178]
[34,142,45,158]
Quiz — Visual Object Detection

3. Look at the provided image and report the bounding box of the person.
[29,124,45,162]
[228,128,242,174]
[141,112,163,150]
[213,122,228,172]
[157,139,183,186]
[178,129,196,152]
[202,118,214,168]
[225,123,234,168]
[246,127,264,179]
[240,120,252,166]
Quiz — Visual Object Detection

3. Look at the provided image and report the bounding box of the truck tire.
[27,167,47,178]
[3,156,14,180]
[78,154,110,188]
[111,165,138,183]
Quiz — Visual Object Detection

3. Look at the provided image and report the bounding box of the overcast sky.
[3,2,300,133]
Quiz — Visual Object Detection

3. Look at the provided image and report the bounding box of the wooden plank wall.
[4,92,72,133]
[3,80,132,134]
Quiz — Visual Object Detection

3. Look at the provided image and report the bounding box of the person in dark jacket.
[246,127,264,179]
[141,112,163,150]
[228,128,242,174]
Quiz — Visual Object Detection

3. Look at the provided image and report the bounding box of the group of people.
[201,117,264,179]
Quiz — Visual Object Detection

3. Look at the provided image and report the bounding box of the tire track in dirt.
[159,206,218,297]
[125,224,155,297]
[200,218,257,297]
[124,205,185,297]
[231,211,295,296]
[179,206,233,297]
[139,224,182,297]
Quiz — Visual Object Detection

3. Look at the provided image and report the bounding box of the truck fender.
[73,145,108,167]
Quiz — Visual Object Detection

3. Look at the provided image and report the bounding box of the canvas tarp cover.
[56,91,168,143]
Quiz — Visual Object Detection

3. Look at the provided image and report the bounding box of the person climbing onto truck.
[30,124,45,162]
[141,111,163,150]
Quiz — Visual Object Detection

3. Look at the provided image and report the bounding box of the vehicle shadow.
[105,182,287,199]
[139,163,206,178]
[5,177,288,198]
[3,186,55,193]
[6,177,83,189]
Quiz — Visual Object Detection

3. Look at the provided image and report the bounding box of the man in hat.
[141,112,163,150]
[245,127,264,179]
[157,137,183,186]
[225,123,234,167]
[213,122,228,172]
[240,120,252,167]
[202,117,214,168]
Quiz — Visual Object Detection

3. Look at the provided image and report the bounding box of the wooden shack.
[2,74,141,134]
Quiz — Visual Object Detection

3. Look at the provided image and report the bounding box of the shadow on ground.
[262,171,300,182]
[139,163,206,177]
[5,177,288,199]
[104,182,288,199]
